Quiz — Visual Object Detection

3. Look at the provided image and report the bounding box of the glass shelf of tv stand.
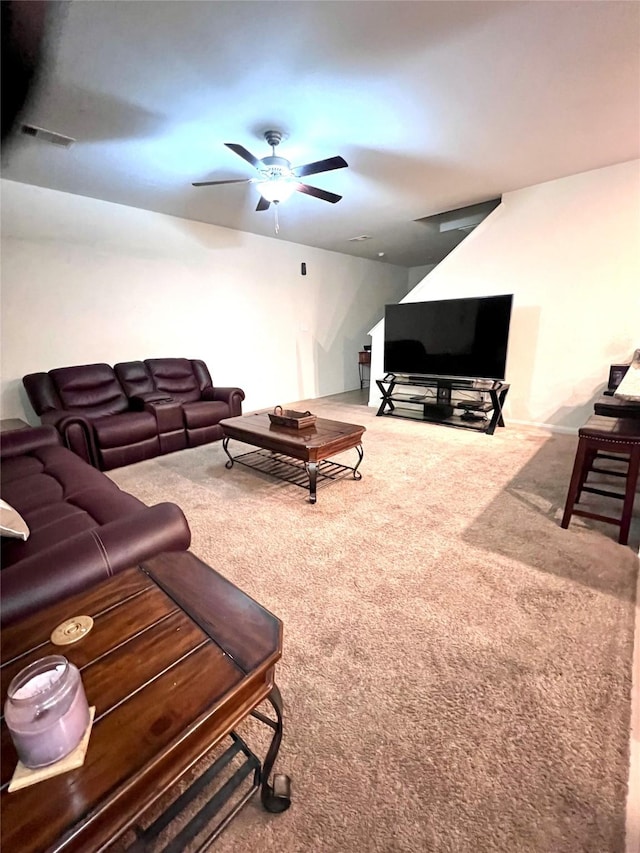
[375,375,510,435]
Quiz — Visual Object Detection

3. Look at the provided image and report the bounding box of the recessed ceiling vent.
[348,235,372,242]
[414,199,501,232]
[21,124,75,148]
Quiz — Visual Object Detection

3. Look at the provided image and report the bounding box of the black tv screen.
[383,294,513,380]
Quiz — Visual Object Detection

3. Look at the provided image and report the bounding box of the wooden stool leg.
[577,446,598,502]
[562,437,588,529]
[619,447,640,546]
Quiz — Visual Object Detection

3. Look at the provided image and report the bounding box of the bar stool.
[561,415,640,546]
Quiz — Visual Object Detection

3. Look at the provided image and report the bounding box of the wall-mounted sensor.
[301,263,307,275]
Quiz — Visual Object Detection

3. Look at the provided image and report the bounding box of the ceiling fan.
[192,130,348,210]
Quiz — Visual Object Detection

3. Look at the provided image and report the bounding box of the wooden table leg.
[307,462,318,503]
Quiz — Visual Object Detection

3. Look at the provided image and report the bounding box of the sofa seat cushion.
[14,502,104,553]
[182,400,230,430]
[2,486,146,566]
[0,426,192,625]
[1,446,118,510]
[1,442,149,569]
[91,411,158,449]
[1,454,47,485]
[2,501,100,565]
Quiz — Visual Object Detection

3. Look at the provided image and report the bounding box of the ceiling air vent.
[21,124,76,148]
[348,235,372,242]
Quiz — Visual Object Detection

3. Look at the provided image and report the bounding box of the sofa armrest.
[90,501,191,568]
[41,410,99,467]
[0,425,62,459]
[0,502,191,627]
[41,408,90,431]
[206,387,246,416]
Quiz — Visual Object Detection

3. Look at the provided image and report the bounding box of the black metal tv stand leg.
[376,377,396,415]
[486,387,509,435]
[251,684,292,813]
[496,386,509,428]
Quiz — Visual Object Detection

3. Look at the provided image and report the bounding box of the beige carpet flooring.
[109,391,639,853]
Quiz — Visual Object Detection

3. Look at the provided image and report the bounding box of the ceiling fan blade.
[225,142,261,169]
[192,178,253,187]
[295,183,342,204]
[293,155,348,178]
[256,196,271,211]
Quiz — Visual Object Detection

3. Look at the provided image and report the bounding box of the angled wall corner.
[368,160,640,430]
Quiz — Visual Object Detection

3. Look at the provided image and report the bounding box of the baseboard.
[502,419,577,435]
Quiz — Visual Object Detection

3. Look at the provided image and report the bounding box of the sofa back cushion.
[23,372,64,415]
[145,359,212,403]
[114,361,155,398]
[49,364,129,417]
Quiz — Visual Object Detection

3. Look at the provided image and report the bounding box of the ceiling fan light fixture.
[257,179,296,203]
[194,131,348,210]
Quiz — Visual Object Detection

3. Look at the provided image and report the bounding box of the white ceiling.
[3,0,639,268]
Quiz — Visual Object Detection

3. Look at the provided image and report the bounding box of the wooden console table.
[358,351,371,389]
[0,551,291,852]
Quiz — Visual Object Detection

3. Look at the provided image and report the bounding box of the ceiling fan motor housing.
[259,155,293,180]
[264,129,283,147]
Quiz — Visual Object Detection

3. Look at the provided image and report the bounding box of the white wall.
[370,160,640,431]
[0,181,407,421]
[407,264,436,290]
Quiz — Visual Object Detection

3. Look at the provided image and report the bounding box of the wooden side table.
[358,351,371,389]
[1,551,291,852]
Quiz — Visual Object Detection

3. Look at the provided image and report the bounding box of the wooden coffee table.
[220,413,366,503]
[0,551,290,852]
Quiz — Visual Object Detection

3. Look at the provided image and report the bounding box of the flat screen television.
[383,294,513,381]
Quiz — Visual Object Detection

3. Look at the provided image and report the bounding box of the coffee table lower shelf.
[222,444,363,504]
[121,713,290,853]
[123,732,259,852]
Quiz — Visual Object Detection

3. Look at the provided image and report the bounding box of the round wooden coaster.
[50,616,94,645]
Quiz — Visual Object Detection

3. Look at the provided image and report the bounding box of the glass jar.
[4,655,90,768]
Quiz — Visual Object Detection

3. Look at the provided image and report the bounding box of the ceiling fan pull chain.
[274,204,280,235]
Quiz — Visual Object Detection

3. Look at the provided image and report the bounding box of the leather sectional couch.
[0,425,191,626]
[23,358,245,471]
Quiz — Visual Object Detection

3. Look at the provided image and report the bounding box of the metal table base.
[222,441,364,504]
[124,687,291,852]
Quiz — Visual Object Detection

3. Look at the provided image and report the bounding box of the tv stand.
[376,374,510,435]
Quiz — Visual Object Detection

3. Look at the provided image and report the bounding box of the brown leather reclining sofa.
[0,425,191,626]
[23,358,245,471]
